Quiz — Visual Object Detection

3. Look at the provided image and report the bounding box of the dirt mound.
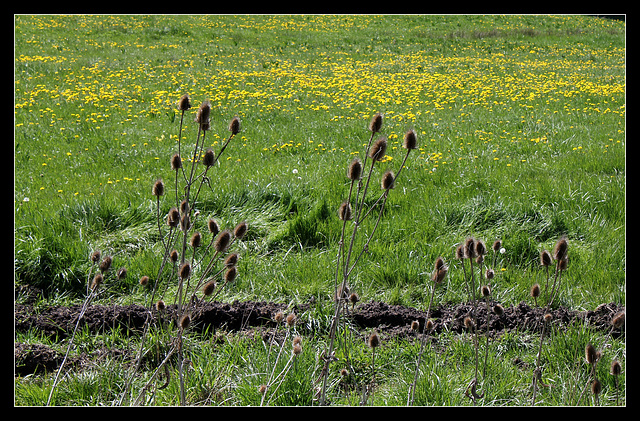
[14,299,624,377]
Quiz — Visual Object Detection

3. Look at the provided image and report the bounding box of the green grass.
[14,15,625,406]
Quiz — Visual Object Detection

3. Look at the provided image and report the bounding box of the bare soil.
[14,294,624,377]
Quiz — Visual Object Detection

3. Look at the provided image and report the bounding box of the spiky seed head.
[455,244,465,260]
[553,236,568,261]
[611,311,625,329]
[169,249,179,263]
[99,255,112,273]
[180,213,190,232]
[340,368,349,377]
[464,316,475,331]
[91,273,103,291]
[540,250,552,267]
[338,201,352,221]
[348,292,359,306]
[139,275,149,287]
[152,179,165,196]
[180,314,191,330]
[195,100,211,125]
[202,148,215,167]
[530,283,541,299]
[493,304,504,317]
[610,360,622,376]
[464,237,477,259]
[381,170,395,190]
[369,112,383,133]
[258,385,268,395]
[90,250,101,263]
[492,240,502,252]
[558,257,568,271]
[485,268,495,280]
[286,312,297,327]
[179,262,191,279]
[167,207,180,228]
[369,137,388,162]
[214,230,232,253]
[233,221,248,240]
[292,343,302,357]
[431,256,448,283]
[293,336,302,346]
[410,320,419,331]
[155,299,165,311]
[180,199,189,215]
[171,153,182,171]
[347,158,363,181]
[208,218,220,236]
[190,232,202,248]
[403,129,418,150]
[475,239,486,256]
[591,379,602,396]
[273,311,284,324]
[481,285,491,297]
[177,94,191,111]
[202,279,216,297]
[543,313,553,323]
[224,266,237,283]
[224,253,239,267]
[425,319,434,332]
[368,331,380,348]
[585,343,597,365]
[229,116,241,135]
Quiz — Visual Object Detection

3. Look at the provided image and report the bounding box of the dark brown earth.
[14,296,624,377]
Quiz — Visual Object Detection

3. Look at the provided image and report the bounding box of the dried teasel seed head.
[169,249,179,263]
[553,236,568,261]
[591,379,602,396]
[90,250,101,263]
[481,285,491,297]
[543,313,553,323]
[558,257,568,271]
[369,137,388,162]
[273,311,284,324]
[180,314,191,330]
[208,218,220,236]
[464,237,477,259]
[485,268,495,280]
[180,213,190,232]
[177,93,191,111]
[431,257,448,283]
[348,292,359,306]
[338,201,352,221]
[340,368,349,377]
[347,158,363,181]
[292,343,302,356]
[229,116,241,135]
[585,343,598,365]
[610,360,622,376]
[293,336,302,346]
[368,331,380,349]
[99,255,112,273]
[464,316,475,331]
[167,207,180,228]
[233,221,248,240]
[258,385,268,395]
[171,153,182,171]
[285,312,297,327]
[381,170,395,190]
[91,273,103,291]
[179,262,191,279]
[202,148,215,167]
[214,230,232,253]
[475,239,486,256]
[224,253,239,267]
[410,320,419,331]
[492,240,502,252]
[155,299,166,311]
[224,266,237,283]
[530,283,541,299]
[455,244,465,260]
[202,279,216,297]
[403,129,418,150]
[195,100,211,125]
[425,319,434,332]
[493,304,504,316]
[190,232,202,248]
[180,199,189,215]
[369,112,383,133]
[540,249,552,267]
[152,179,165,196]
[139,275,149,287]
[611,311,625,329]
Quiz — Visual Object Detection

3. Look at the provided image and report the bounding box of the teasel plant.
[531,236,569,406]
[120,94,247,406]
[318,113,416,406]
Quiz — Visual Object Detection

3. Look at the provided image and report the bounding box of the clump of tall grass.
[317,113,416,405]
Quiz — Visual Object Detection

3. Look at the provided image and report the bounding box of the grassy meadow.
[14,15,625,406]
